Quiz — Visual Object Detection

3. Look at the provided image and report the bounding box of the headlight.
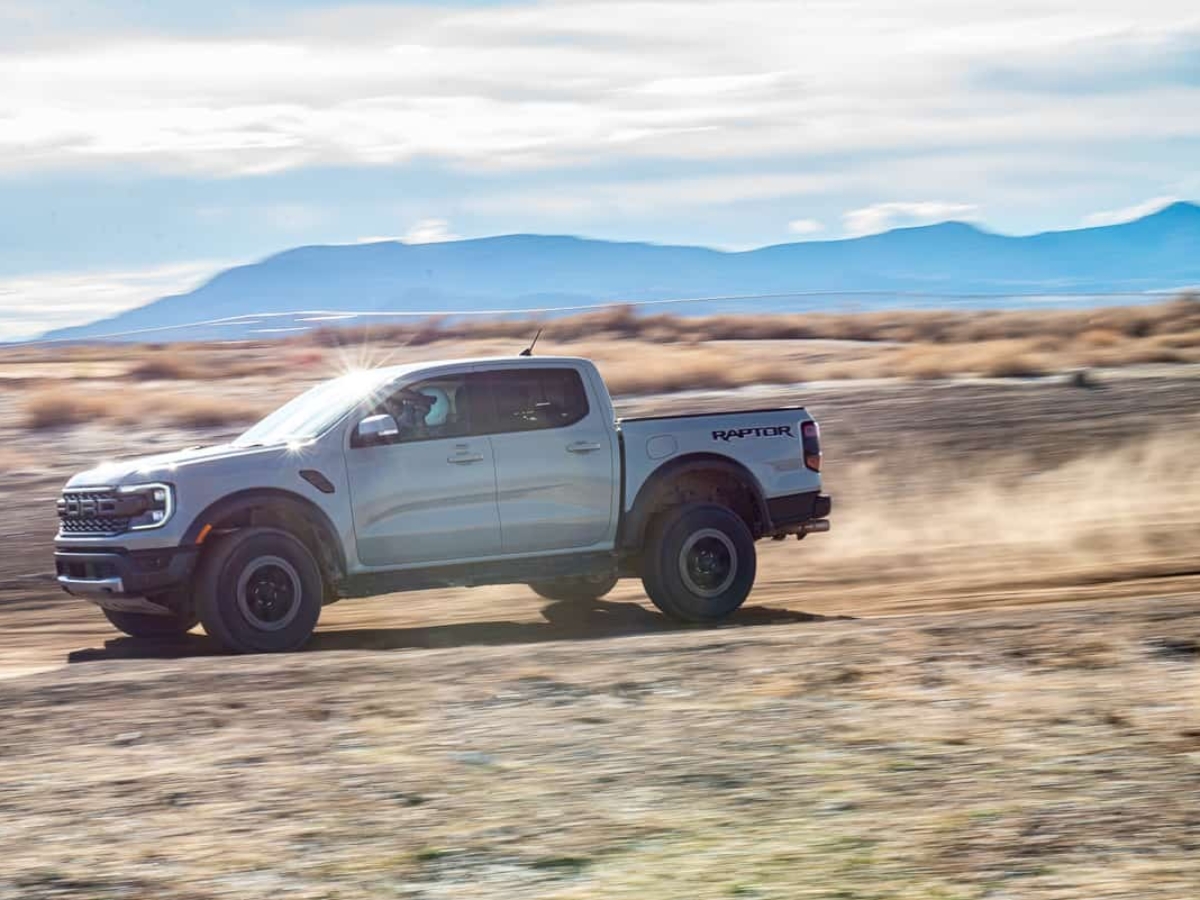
[117,483,175,530]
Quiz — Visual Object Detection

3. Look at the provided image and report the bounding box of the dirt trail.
[3,590,1199,899]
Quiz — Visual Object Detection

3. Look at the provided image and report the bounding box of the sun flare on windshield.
[325,332,413,384]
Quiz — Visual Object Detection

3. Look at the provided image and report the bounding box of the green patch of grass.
[414,847,449,863]
[530,855,591,875]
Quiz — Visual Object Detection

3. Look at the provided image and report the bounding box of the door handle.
[448,452,484,464]
[567,441,602,453]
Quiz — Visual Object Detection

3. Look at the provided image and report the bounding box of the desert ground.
[2,304,1199,898]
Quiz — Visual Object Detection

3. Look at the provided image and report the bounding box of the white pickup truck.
[54,356,831,652]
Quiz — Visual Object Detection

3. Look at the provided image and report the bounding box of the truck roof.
[366,354,592,381]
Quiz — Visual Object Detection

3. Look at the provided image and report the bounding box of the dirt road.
[3,585,1199,899]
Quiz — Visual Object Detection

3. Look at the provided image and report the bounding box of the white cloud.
[1081,196,1178,227]
[842,201,981,237]
[0,260,230,341]
[0,2,1197,177]
[787,218,825,236]
[402,218,459,244]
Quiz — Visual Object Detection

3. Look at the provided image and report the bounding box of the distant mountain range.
[39,201,1200,342]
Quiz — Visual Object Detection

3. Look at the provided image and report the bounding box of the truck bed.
[618,405,821,511]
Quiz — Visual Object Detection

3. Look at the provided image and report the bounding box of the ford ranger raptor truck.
[54,356,831,652]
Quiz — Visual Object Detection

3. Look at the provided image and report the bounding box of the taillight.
[801,420,821,472]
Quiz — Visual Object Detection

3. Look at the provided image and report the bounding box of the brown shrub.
[899,353,956,380]
[968,340,1051,378]
[1111,345,1189,365]
[889,339,1053,380]
[23,389,114,429]
[22,386,265,431]
[599,354,740,395]
[1149,330,1200,350]
[1078,328,1124,348]
[127,355,198,380]
[979,351,1049,378]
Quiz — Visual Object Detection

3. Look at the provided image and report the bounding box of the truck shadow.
[310,600,845,652]
[66,599,848,663]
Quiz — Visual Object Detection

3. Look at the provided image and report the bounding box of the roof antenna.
[519,327,543,357]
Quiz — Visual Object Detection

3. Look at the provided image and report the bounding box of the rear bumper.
[767,491,832,530]
[54,545,199,600]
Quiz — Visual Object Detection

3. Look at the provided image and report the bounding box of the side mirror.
[356,413,399,445]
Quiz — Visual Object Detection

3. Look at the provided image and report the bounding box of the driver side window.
[373,375,473,444]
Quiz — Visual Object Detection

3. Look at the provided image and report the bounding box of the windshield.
[233,370,393,447]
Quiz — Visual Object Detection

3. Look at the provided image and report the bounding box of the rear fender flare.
[621,453,770,549]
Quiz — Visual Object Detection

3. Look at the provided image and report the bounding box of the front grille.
[57,491,131,536]
[59,516,131,535]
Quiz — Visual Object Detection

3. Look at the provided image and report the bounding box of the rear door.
[475,364,617,553]
[344,371,502,566]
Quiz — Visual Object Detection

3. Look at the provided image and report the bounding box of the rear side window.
[480,368,590,434]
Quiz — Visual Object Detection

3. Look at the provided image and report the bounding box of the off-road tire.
[102,602,198,639]
[641,503,756,623]
[529,573,619,603]
[195,527,323,653]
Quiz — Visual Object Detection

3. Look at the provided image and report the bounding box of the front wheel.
[195,527,324,653]
[641,504,756,623]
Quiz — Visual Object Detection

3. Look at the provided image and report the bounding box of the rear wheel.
[102,600,198,639]
[529,573,619,603]
[641,503,756,623]
[195,527,323,653]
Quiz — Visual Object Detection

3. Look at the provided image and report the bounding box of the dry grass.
[21,385,267,430]
[20,388,113,429]
[126,354,200,380]
[305,294,1200,349]
[4,298,1200,432]
[298,296,1200,389]
[894,338,1052,380]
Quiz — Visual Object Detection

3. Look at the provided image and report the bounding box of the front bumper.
[54,545,199,601]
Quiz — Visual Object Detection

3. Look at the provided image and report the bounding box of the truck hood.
[64,442,290,489]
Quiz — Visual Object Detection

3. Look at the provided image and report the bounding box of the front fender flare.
[181,488,347,579]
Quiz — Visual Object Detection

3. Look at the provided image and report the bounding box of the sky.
[1,0,1199,339]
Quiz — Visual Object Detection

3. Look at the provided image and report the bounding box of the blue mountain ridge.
[38,201,1200,342]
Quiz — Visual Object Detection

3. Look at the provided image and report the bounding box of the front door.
[345,373,501,566]
[476,366,616,553]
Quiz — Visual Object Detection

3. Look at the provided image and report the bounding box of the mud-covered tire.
[529,573,619,603]
[102,603,198,639]
[641,503,756,623]
[195,527,323,653]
